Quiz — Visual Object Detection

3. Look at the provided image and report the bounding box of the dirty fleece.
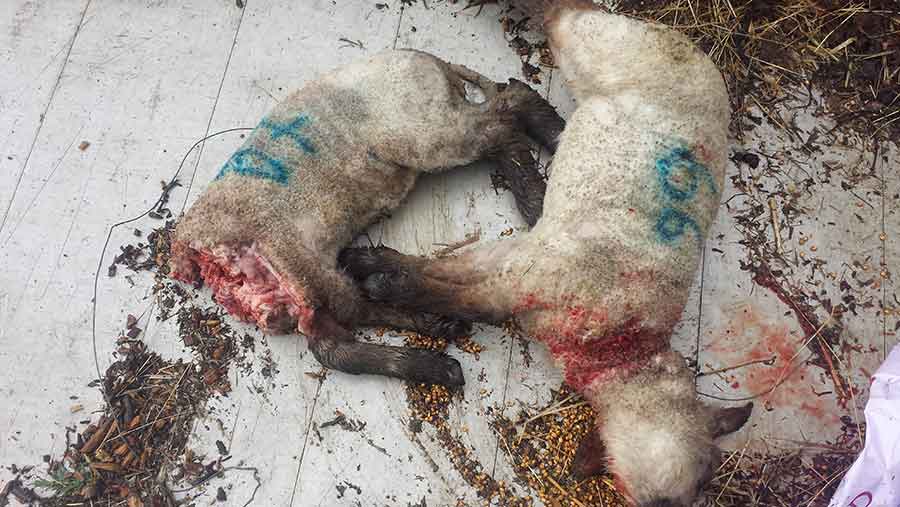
[343,7,749,506]
[170,50,497,338]
[495,11,734,504]
[523,14,731,390]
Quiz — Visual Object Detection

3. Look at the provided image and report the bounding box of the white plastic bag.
[829,344,900,507]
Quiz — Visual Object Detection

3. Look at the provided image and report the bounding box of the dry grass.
[489,385,865,507]
[492,387,629,507]
[702,418,864,507]
[614,0,900,138]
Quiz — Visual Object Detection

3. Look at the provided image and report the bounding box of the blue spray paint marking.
[215,148,292,185]
[260,114,316,154]
[214,113,317,185]
[651,144,715,244]
[655,207,701,244]
[655,146,716,201]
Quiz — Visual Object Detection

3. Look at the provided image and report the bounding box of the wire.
[89,127,253,400]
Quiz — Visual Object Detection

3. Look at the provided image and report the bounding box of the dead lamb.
[169,49,563,386]
[340,3,753,506]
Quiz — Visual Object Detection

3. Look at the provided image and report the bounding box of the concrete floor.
[1,1,897,505]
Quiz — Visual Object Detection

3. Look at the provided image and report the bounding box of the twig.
[105,411,185,443]
[148,365,190,431]
[546,475,586,507]
[515,393,581,443]
[714,437,751,505]
[768,198,784,254]
[492,426,546,490]
[698,308,835,402]
[803,464,852,507]
[171,466,261,507]
[338,38,365,49]
[815,333,848,402]
[808,329,864,449]
[434,229,481,257]
[697,355,777,377]
[522,401,588,428]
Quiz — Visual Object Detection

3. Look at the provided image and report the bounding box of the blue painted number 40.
[215,113,317,185]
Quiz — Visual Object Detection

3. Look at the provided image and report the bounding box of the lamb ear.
[709,402,753,438]
[571,430,607,479]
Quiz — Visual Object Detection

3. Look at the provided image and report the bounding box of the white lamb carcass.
[340,4,752,506]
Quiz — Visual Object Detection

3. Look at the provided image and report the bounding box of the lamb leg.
[356,302,472,339]
[499,78,565,154]
[339,245,514,324]
[487,79,564,226]
[491,135,546,227]
[308,312,465,386]
[438,67,562,227]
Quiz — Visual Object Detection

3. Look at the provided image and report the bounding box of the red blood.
[693,143,713,165]
[172,242,313,333]
[521,294,668,390]
[724,312,799,404]
[799,401,827,419]
[713,305,842,424]
[512,292,553,313]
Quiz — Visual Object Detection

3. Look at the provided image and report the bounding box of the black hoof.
[309,338,465,387]
[419,316,472,340]
[444,356,465,387]
[338,246,401,280]
[516,192,544,228]
[398,348,466,387]
[426,352,465,387]
[361,271,410,302]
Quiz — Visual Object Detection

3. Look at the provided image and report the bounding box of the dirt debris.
[499,5,552,86]
[492,386,628,507]
[724,126,884,407]
[704,415,865,506]
[32,333,209,506]
[0,477,39,506]
[320,410,368,432]
[619,0,899,139]
[403,334,533,506]
[478,0,899,140]
[28,221,268,506]
[108,219,176,278]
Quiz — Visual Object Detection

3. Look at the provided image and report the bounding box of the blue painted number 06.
[653,145,716,245]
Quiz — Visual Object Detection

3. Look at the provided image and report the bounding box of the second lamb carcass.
[341,4,752,506]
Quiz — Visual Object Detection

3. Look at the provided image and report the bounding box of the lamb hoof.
[338,246,401,279]
[420,316,472,340]
[403,349,465,387]
[361,271,410,302]
[434,354,465,387]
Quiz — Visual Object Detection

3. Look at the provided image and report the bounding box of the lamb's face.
[604,421,719,507]
[583,356,753,507]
